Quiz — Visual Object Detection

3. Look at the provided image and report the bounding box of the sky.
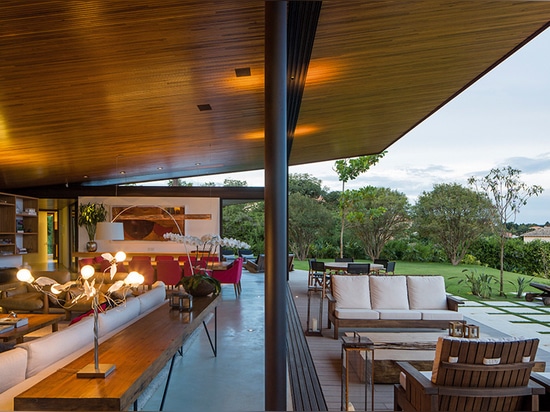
[155,27,550,225]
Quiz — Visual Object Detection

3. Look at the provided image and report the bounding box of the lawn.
[292,259,550,302]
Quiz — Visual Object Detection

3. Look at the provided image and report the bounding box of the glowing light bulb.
[81,265,95,280]
[16,268,34,283]
[124,271,144,286]
[114,251,126,262]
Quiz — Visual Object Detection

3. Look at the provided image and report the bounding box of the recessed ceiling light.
[83,175,88,179]
[157,167,163,170]
[195,162,201,166]
[235,67,251,77]
[197,104,212,111]
[120,171,126,175]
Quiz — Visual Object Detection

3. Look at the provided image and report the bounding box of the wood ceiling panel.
[291,1,550,165]
[1,1,550,191]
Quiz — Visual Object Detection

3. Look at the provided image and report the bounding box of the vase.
[86,241,98,252]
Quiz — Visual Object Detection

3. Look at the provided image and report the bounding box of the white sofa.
[0,281,167,410]
[327,275,463,339]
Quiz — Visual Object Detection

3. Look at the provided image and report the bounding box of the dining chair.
[346,263,371,275]
[211,258,243,298]
[155,259,183,288]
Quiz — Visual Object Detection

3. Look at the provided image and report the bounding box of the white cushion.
[98,297,141,336]
[408,276,448,310]
[377,309,421,320]
[18,317,94,378]
[370,276,409,309]
[334,308,379,320]
[421,310,463,321]
[0,347,27,393]
[137,281,167,314]
[332,275,371,309]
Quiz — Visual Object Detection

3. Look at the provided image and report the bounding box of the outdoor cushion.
[370,276,409,309]
[332,275,371,309]
[377,309,422,320]
[421,310,463,321]
[334,308,379,320]
[408,276,448,310]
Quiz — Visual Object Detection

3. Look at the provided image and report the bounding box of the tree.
[469,166,543,295]
[344,186,410,260]
[333,153,386,257]
[288,193,334,260]
[413,183,494,265]
[222,201,264,254]
[223,179,247,187]
[288,173,327,198]
[167,179,192,186]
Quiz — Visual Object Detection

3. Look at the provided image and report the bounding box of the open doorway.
[47,211,59,263]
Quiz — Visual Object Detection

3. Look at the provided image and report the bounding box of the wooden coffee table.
[0,313,65,344]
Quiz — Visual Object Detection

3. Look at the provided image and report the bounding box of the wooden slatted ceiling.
[1,1,550,191]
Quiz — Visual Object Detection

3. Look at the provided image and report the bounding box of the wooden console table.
[15,294,220,411]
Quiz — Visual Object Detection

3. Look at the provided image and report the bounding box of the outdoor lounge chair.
[244,254,265,273]
[394,336,544,411]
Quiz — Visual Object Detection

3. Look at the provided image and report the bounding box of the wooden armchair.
[394,336,544,411]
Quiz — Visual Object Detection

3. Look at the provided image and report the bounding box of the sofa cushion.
[98,297,141,336]
[408,276,448,310]
[0,347,27,393]
[334,308,379,320]
[137,281,166,314]
[377,309,422,320]
[332,275,371,309]
[17,317,94,378]
[370,276,409,309]
[421,310,463,321]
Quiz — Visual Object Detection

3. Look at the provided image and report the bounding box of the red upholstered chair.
[128,256,155,287]
[211,257,243,298]
[156,259,182,288]
[179,256,199,277]
[78,258,95,269]
[155,255,174,262]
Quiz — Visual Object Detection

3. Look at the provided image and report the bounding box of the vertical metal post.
[265,1,288,411]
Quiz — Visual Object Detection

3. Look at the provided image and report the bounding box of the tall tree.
[288,173,327,198]
[333,153,386,257]
[288,193,334,260]
[469,166,543,295]
[344,186,409,260]
[413,183,494,265]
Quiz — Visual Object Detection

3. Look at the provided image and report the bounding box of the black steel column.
[265,1,288,411]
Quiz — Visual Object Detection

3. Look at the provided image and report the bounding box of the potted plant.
[178,272,221,297]
[78,202,108,252]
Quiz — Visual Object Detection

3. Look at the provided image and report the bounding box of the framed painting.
[111,206,185,241]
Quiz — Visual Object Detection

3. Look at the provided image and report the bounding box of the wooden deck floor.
[288,271,395,411]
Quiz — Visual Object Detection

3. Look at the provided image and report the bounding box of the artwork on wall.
[111,206,186,241]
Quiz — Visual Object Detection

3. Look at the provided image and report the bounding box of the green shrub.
[455,269,497,299]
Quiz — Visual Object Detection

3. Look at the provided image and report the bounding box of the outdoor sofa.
[327,275,463,339]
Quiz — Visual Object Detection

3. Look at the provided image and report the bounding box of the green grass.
[292,259,549,302]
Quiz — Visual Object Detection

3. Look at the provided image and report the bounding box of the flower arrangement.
[78,202,108,241]
[163,233,250,254]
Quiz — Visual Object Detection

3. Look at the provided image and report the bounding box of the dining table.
[324,261,384,273]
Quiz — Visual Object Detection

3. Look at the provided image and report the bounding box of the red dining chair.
[128,256,155,287]
[211,257,243,298]
[155,255,174,262]
[156,259,183,288]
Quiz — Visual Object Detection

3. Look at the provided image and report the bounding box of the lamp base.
[77,363,116,378]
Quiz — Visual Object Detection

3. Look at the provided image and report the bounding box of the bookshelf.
[0,192,39,258]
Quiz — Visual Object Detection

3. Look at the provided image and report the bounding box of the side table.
[341,332,374,411]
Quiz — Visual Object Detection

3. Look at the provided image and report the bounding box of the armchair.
[211,257,243,297]
[244,254,265,273]
[395,336,543,411]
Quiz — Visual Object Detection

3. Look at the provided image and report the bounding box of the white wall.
[78,196,220,254]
